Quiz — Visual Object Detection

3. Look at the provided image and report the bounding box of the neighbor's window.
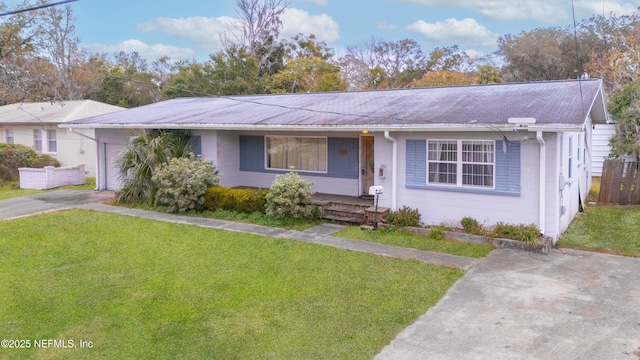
[266,136,327,172]
[47,130,57,152]
[428,140,495,188]
[33,129,42,152]
[6,129,14,144]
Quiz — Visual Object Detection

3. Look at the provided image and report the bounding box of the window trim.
[33,129,43,152]
[46,129,57,153]
[426,139,496,190]
[5,129,14,144]
[264,135,328,174]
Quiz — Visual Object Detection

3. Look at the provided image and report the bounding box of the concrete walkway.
[0,190,477,269]
[80,202,478,270]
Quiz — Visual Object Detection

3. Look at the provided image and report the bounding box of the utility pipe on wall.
[69,128,99,191]
[384,131,397,210]
[536,131,546,236]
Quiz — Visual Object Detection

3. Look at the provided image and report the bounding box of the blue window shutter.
[406,139,426,186]
[190,135,202,156]
[495,140,520,194]
[239,135,265,172]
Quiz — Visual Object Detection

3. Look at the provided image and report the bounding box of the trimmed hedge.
[204,186,268,214]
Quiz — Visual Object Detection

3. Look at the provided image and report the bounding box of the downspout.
[384,131,397,210]
[68,128,100,191]
[536,131,546,236]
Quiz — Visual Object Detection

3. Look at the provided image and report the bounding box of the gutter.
[58,123,584,133]
[68,128,100,191]
[384,131,397,210]
[536,131,546,236]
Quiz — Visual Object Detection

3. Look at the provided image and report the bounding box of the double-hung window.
[47,130,57,152]
[266,136,327,172]
[6,129,14,144]
[428,140,495,188]
[33,129,43,152]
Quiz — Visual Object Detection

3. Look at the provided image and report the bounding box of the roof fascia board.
[59,123,581,132]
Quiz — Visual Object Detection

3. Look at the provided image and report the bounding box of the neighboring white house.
[0,100,125,177]
[60,79,609,242]
[591,123,636,176]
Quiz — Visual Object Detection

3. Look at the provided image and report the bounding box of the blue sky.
[6,0,640,61]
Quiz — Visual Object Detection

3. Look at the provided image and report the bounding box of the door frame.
[360,134,375,196]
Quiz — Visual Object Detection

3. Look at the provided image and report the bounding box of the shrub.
[28,155,61,168]
[460,217,486,236]
[490,222,540,244]
[386,206,421,227]
[152,155,220,212]
[116,129,193,204]
[429,224,447,240]
[265,171,314,219]
[204,186,268,214]
[0,144,37,182]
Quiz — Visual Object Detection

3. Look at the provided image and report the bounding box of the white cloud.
[408,18,498,47]
[137,16,241,50]
[405,0,570,23]
[573,0,638,18]
[280,8,340,42]
[86,39,197,60]
[303,0,328,5]
[376,21,398,31]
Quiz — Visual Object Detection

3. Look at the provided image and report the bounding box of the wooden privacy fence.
[598,159,640,205]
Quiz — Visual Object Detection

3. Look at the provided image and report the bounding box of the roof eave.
[59,123,583,132]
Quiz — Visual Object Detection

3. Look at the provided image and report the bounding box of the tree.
[271,33,344,93]
[346,38,426,89]
[476,65,503,84]
[284,33,334,61]
[34,0,84,100]
[607,81,640,161]
[497,27,578,82]
[96,52,164,107]
[272,56,345,93]
[581,12,640,92]
[336,53,370,91]
[408,70,477,88]
[233,0,290,77]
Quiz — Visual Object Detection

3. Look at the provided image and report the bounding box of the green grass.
[116,201,322,231]
[0,210,464,359]
[335,226,495,258]
[557,206,640,257]
[0,178,96,201]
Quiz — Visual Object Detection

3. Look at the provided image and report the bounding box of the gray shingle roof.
[61,79,606,130]
[0,100,125,124]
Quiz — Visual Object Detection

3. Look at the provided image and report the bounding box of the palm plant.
[115,129,193,204]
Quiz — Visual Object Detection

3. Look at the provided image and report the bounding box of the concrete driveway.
[375,248,640,359]
[0,190,115,220]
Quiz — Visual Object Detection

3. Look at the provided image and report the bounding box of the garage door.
[105,144,125,191]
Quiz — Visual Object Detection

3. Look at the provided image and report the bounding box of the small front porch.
[312,193,389,224]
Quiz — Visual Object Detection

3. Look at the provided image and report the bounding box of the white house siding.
[376,131,543,235]
[95,129,130,190]
[1,124,97,177]
[592,123,615,176]
[216,130,360,196]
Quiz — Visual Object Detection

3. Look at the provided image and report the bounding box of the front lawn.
[0,210,464,359]
[335,226,495,258]
[557,206,640,257]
